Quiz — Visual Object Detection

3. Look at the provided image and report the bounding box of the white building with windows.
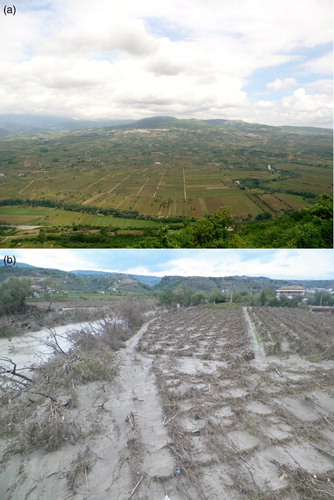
[276,286,305,300]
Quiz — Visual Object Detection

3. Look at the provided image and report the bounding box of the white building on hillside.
[276,286,305,300]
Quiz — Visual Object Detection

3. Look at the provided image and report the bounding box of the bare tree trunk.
[0,357,33,383]
[46,292,54,312]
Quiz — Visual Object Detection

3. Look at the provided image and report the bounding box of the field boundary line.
[243,306,266,359]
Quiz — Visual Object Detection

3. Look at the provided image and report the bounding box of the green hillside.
[155,275,334,293]
[1,263,333,305]
[0,265,151,297]
[0,116,332,248]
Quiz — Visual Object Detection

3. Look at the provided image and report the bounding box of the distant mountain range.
[115,115,267,131]
[71,270,161,287]
[0,262,333,293]
[0,114,135,138]
[0,114,331,138]
[154,275,334,292]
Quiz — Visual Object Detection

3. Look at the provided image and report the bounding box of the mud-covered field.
[0,306,333,499]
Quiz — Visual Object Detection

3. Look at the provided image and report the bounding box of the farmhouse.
[31,284,44,291]
[276,286,305,299]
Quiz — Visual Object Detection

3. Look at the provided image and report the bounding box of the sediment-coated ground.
[0,306,333,499]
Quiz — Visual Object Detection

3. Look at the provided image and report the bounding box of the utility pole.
[320,289,324,306]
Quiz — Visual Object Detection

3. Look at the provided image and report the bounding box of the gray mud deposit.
[1,307,333,499]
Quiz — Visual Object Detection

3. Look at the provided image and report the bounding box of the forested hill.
[0,113,332,137]
[0,262,333,297]
[154,275,334,293]
[113,115,332,136]
[0,265,151,296]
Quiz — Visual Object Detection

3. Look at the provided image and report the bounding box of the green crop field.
[0,118,332,237]
[0,206,160,229]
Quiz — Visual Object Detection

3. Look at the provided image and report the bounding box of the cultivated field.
[0,306,333,499]
[0,125,332,223]
[135,306,334,499]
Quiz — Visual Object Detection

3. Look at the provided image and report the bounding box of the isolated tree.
[174,207,235,247]
[157,225,170,247]
[209,289,226,304]
[259,288,275,306]
[174,286,196,307]
[312,290,334,306]
[232,290,250,304]
[0,277,32,316]
[309,194,333,220]
[191,292,207,305]
[259,290,267,306]
[255,212,272,221]
[43,278,58,312]
[158,287,175,306]
[116,298,146,330]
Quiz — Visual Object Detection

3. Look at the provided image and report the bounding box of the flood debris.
[1,305,333,499]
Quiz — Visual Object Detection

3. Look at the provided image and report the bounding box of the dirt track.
[0,306,334,499]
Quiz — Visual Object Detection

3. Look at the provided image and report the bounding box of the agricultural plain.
[0,120,332,226]
[1,305,333,499]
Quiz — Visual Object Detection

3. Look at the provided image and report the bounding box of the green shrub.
[0,278,32,319]
[68,348,116,383]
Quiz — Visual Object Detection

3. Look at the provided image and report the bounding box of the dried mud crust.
[0,307,333,500]
[137,306,334,499]
[247,306,334,361]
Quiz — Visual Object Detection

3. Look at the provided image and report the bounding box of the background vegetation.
[2,261,333,340]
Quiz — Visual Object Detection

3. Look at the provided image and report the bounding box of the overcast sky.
[0,0,332,127]
[2,249,333,280]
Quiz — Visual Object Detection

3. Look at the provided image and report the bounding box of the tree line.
[0,195,332,248]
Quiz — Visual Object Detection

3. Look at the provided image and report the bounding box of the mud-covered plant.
[279,465,334,500]
[71,323,126,352]
[21,400,82,452]
[35,346,116,389]
[0,391,35,439]
[67,447,97,493]
[64,348,116,384]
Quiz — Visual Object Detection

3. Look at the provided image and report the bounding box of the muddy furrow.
[242,306,266,360]
[104,319,176,499]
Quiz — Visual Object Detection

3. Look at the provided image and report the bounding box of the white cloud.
[13,250,96,272]
[251,87,333,127]
[150,250,333,279]
[42,17,159,57]
[305,79,333,94]
[3,249,334,279]
[0,0,332,125]
[281,88,332,115]
[301,51,333,75]
[267,78,297,91]
[257,100,274,108]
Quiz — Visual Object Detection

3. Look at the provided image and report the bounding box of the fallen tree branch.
[168,444,183,460]
[125,411,136,429]
[28,328,71,358]
[128,472,146,499]
[274,365,283,377]
[162,414,177,427]
[0,357,33,383]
